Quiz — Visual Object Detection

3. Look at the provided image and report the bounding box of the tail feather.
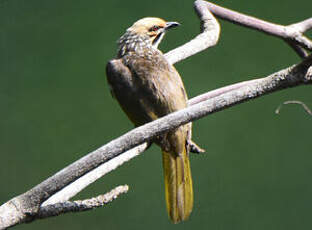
[162,149,193,224]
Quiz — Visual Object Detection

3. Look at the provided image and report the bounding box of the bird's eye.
[149,25,160,32]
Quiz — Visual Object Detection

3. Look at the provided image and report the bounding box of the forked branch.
[201,1,312,58]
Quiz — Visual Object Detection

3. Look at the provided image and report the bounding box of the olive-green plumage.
[106,17,194,223]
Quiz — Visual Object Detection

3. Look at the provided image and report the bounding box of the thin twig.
[275,100,312,116]
[38,185,129,219]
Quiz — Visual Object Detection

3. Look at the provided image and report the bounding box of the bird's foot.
[188,140,205,154]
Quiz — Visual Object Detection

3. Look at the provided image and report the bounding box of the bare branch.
[164,0,220,64]
[37,185,128,219]
[275,100,312,116]
[202,1,312,56]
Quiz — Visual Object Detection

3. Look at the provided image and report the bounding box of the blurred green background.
[1,0,311,229]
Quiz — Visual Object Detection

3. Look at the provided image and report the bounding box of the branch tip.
[275,100,312,116]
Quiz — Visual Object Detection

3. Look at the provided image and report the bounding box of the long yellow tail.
[162,149,193,224]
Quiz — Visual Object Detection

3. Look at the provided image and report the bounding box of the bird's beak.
[165,21,180,30]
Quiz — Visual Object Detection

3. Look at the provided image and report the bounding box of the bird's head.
[117,17,180,57]
[124,17,180,48]
[128,17,180,47]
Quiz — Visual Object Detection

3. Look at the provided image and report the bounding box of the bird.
[106,17,203,223]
